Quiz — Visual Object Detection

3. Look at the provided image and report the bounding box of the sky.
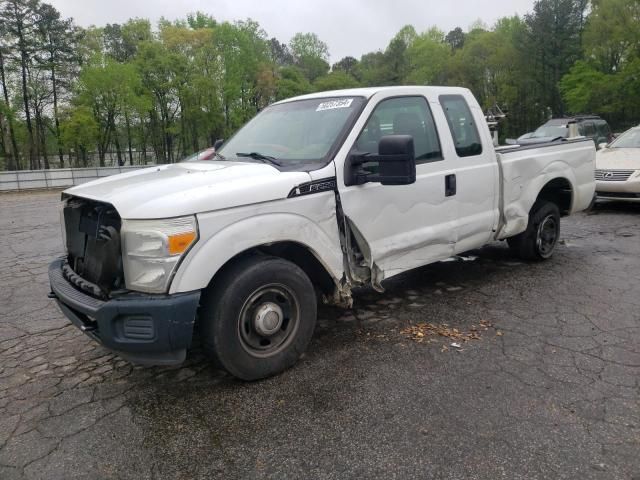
[47,0,535,62]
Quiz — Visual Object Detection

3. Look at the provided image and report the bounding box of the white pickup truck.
[49,86,595,380]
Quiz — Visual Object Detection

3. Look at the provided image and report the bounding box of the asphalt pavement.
[1,191,639,480]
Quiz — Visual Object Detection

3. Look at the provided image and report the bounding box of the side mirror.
[505,138,517,145]
[213,138,224,150]
[598,142,608,150]
[345,135,416,186]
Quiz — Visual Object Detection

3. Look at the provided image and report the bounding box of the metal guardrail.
[0,166,152,192]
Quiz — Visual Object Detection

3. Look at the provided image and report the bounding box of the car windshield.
[532,125,568,138]
[218,97,365,167]
[610,128,640,148]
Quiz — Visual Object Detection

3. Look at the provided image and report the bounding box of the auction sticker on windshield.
[316,99,354,111]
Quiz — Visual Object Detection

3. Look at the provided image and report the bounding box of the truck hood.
[596,148,640,170]
[64,161,312,219]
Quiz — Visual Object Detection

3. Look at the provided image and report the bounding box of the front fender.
[169,200,344,294]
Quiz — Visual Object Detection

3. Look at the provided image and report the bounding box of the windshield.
[532,125,568,139]
[610,128,640,148]
[218,97,365,167]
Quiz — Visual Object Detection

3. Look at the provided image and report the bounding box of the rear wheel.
[507,201,561,261]
[201,255,317,381]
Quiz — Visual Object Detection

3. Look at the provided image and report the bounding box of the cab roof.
[274,86,473,105]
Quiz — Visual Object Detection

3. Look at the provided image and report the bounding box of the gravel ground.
[1,191,639,480]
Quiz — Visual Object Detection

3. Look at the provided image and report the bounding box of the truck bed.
[495,138,596,240]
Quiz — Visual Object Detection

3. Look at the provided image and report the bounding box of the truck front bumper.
[48,258,200,366]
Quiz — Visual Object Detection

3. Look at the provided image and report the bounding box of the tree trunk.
[114,134,123,167]
[0,50,20,170]
[35,107,49,169]
[124,112,133,165]
[49,47,64,168]
[15,6,36,169]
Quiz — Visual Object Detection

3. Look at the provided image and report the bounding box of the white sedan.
[595,126,640,202]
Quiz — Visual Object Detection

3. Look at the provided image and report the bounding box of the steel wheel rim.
[237,284,300,358]
[536,215,559,257]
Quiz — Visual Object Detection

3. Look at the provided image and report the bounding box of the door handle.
[445,174,456,197]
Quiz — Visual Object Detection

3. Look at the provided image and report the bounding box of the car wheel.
[201,255,317,381]
[507,201,561,261]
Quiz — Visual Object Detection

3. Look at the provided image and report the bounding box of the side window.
[596,121,611,140]
[582,121,596,137]
[355,96,442,164]
[439,95,482,157]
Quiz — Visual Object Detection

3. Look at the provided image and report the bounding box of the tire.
[200,255,317,381]
[507,201,561,261]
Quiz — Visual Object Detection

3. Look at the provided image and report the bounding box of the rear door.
[337,93,456,279]
[437,94,500,253]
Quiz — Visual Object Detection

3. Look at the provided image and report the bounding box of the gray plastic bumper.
[48,258,200,366]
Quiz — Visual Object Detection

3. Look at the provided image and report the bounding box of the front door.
[337,94,456,281]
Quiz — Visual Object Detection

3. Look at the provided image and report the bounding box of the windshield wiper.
[236,152,282,167]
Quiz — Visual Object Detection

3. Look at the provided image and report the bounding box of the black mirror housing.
[213,138,224,150]
[345,135,416,186]
[377,135,416,185]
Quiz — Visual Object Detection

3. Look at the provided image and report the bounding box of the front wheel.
[200,255,317,381]
[507,201,561,261]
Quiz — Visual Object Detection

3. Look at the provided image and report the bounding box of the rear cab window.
[582,121,596,137]
[439,95,482,157]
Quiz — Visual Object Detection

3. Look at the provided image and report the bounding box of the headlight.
[121,216,198,293]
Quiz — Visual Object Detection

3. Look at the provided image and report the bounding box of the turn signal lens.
[168,231,197,255]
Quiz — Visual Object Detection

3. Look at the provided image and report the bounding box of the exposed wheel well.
[206,242,337,298]
[537,178,573,216]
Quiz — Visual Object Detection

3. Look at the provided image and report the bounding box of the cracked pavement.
[0,191,639,479]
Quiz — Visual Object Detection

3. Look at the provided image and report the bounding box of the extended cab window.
[355,96,442,164]
[439,95,482,157]
[582,121,596,137]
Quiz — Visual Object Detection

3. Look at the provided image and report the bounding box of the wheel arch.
[535,176,574,216]
[205,241,338,299]
[169,212,344,295]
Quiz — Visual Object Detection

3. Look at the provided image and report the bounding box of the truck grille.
[63,197,124,297]
[594,169,635,181]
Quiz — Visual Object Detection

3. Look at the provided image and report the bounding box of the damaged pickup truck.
[49,87,596,380]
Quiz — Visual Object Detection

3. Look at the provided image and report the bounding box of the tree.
[524,0,589,115]
[36,2,78,167]
[314,71,359,91]
[59,105,98,166]
[289,32,330,82]
[445,27,466,50]
[0,0,41,168]
[561,0,640,128]
[275,66,312,100]
[0,38,19,169]
[269,37,293,66]
[77,58,144,165]
[332,56,358,76]
[405,27,449,85]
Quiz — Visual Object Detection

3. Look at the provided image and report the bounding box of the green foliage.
[275,67,312,100]
[560,0,640,129]
[289,32,330,81]
[1,0,639,170]
[405,28,449,85]
[59,105,98,150]
[314,71,360,92]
